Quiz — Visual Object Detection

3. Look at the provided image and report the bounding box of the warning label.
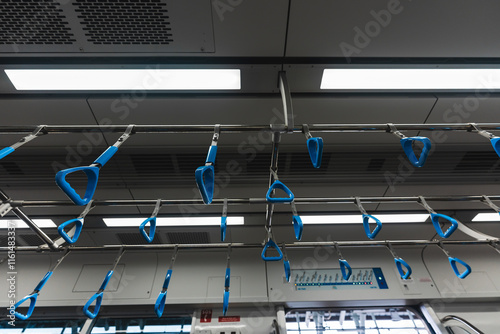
[200,309,212,323]
[218,316,241,323]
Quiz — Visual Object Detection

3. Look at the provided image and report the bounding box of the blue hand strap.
[223,290,230,316]
[430,213,458,238]
[13,271,53,320]
[221,216,227,242]
[13,293,38,320]
[339,259,352,281]
[155,269,173,318]
[83,270,113,319]
[449,257,471,279]
[0,147,15,160]
[363,214,382,239]
[266,180,294,203]
[394,258,412,280]
[58,218,83,244]
[307,137,324,168]
[55,166,99,206]
[261,238,283,261]
[195,165,215,204]
[490,137,500,158]
[139,217,157,243]
[292,215,303,241]
[400,137,431,168]
[283,260,291,282]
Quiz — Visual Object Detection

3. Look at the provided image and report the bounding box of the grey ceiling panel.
[211,0,289,57]
[286,0,500,57]
[425,96,500,145]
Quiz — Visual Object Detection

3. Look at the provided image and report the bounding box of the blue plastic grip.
[34,271,53,292]
[284,260,291,282]
[0,147,15,160]
[339,259,352,281]
[93,146,118,167]
[261,239,284,261]
[307,137,323,168]
[13,293,38,320]
[400,137,431,168]
[225,268,231,288]
[154,291,167,318]
[83,291,103,319]
[195,165,215,205]
[293,215,303,241]
[394,258,412,280]
[206,145,218,165]
[163,269,173,290]
[55,166,99,206]
[58,218,83,244]
[266,180,295,203]
[221,216,227,241]
[139,217,156,243]
[449,257,472,279]
[362,214,382,239]
[490,138,500,158]
[223,290,230,316]
[430,213,458,238]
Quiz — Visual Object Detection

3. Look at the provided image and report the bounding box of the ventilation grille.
[0,235,7,247]
[116,232,161,244]
[18,234,60,246]
[0,0,75,45]
[74,0,173,45]
[166,231,209,244]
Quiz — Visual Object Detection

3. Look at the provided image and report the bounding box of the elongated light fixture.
[301,214,429,224]
[5,69,241,91]
[472,213,500,222]
[321,68,500,90]
[0,219,56,229]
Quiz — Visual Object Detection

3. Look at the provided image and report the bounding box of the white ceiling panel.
[286,0,500,57]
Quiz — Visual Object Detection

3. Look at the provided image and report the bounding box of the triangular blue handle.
[261,239,284,261]
[221,216,227,241]
[266,180,294,203]
[400,137,431,168]
[58,218,83,244]
[362,214,382,239]
[83,292,103,319]
[293,215,303,241]
[284,260,291,282]
[339,259,352,281]
[13,293,38,320]
[430,213,458,238]
[55,166,99,206]
[307,137,323,168]
[139,217,156,243]
[490,137,500,158]
[223,290,230,316]
[155,291,167,318]
[449,257,471,279]
[195,165,215,204]
[0,147,15,160]
[395,258,412,280]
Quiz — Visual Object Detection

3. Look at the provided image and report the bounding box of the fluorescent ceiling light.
[301,214,429,225]
[320,68,500,90]
[0,219,56,229]
[472,212,500,222]
[103,216,244,227]
[4,69,241,91]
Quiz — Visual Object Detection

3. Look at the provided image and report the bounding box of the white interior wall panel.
[286,0,500,58]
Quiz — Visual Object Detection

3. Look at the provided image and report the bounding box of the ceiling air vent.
[117,232,161,244]
[454,151,500,172]
[0,0,75,45]
[0,161,24,175]
[74,0,173,45]
[166,231,209,244]
[18,234,60,246]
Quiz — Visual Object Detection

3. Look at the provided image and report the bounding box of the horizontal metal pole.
[1,239,496,253]
[8,195,500,208]
[1,123,500,134]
